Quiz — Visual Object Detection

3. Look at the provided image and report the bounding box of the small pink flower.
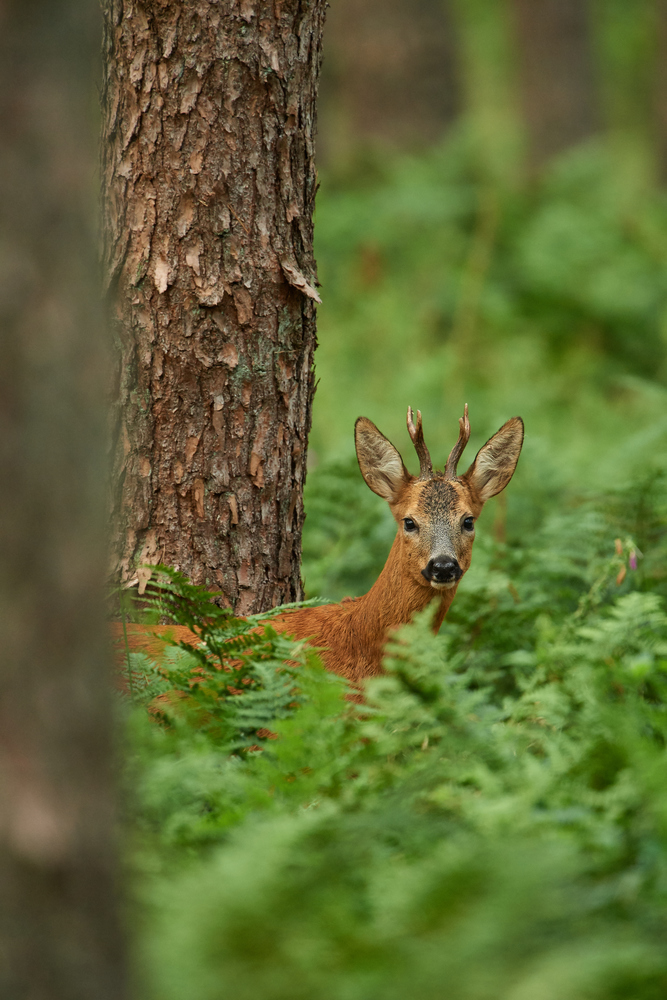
[629,551,637,571]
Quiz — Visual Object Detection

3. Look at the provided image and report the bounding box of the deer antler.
[444,404,470,478]
[406,406,433,479]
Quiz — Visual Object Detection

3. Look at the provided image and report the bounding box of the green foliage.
[122,517,667,1000]
[128,548,667,999]
[120,569,329,851]
[309,137,667,501]
[123,567,324,753]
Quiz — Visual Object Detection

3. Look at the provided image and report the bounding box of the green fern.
[123,566,328,753]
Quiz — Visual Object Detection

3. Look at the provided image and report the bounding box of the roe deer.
[111,407,523,684]
[268,406,523,680]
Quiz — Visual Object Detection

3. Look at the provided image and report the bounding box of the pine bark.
[0,1,126,997]
[510,0,599,172]
[102,0,326,614]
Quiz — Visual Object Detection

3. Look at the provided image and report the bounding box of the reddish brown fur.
[110,409,524,685]
[109,622,203,661]
[269,476,480,681]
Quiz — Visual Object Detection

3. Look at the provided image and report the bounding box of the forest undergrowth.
[122,141,667,999]
[124,486,667,999]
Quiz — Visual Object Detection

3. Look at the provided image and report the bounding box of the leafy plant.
[130,552,667,1000]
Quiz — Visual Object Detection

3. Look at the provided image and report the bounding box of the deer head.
[354,406,524,592]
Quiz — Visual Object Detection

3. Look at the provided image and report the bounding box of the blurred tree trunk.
[102,1,326,615]
[0,2,126,999]
[510,0,599,172]
[656,0,667,182]
[318,0,461,165]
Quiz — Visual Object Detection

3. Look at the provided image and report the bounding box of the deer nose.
[422,556,462,584]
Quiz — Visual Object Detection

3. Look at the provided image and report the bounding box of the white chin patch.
[430,580,457,591]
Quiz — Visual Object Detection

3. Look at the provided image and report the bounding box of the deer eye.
[463,516,475,531]
[403,518,418,533]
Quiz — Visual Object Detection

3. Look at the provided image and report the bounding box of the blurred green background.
[302,0,667,602]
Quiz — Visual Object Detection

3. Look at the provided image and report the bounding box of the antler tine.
[444,403,471,478]
[406,406,433,479]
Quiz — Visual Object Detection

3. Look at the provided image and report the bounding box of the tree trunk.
[656,0,667,183]
[102,0,326,615]
[0,2,126,998]
[318,0,461,165]
[510,0,599,172]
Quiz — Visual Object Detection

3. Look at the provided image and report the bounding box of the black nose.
[422,557,462,584]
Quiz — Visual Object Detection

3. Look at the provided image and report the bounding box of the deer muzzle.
[422,556,462,586]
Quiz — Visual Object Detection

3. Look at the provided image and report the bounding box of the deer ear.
[463,417,524,503]
[355,417,410,502]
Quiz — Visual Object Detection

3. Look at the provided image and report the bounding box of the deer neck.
[356,531,456,637]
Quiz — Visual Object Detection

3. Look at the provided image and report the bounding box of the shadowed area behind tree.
[0,0,126,997]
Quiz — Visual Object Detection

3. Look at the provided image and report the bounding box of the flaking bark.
[102,0,326,613]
